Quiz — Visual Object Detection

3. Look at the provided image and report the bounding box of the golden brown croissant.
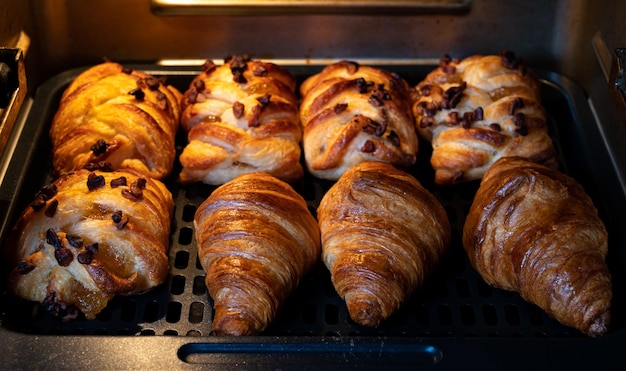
[179,55,303,185]
[50,61,182,180]
[194,172,321,335]
[412,51,557,185]
[5,169,174,320]
[463,156,611,336]
[317,161,451,327]
[299,61,419,180]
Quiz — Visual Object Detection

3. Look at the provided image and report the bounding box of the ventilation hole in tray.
[460,305,476,326]
[121,301,136,322]
[170,275,186,295]
[325,304,340,325]
[192,275,207,295]
[437,305,453,325]
[482,304,498,325]
[187,330,202,337]
[174,250,190,269]
[143,301,160,322]
[504,304,521,325]
[178,227,193,245]
[182,204,196,222]
[141,329,156,336]
[455,278,471,298]
[164,329,178,336]
[188,301,205,323]
[166,302,182,323]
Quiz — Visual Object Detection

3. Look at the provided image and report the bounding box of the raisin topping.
[36,184,58,200]
[17,261,35,275]
[84,161,114,172]
[419,84,433,97]
[43,292,80,320]
[201,60,216,74]
[446,111,460,126]
[66,235,84,248]
[128,88,145,101]
[144,76,161,91]
[233,101,245,118]
[345,61,360,75]
[442,82,466,109]
[87,172,106,191]
[474,107,484,121]
[248,105,261,127]
[228,55,250,84]
[187,90,198,105]
[415,101,438,117]
[439,55,457,74]
[156,93,168,110]
[516,125,529,136]
[77,251,93,265]
[30,197,47,210]
[387,130,401,147]
[121,67,133,75]
[509,97,524,115]
[362,119,384,136]
[500,50,518,69]
[420,116,434,128]
[115,215,129,230]
[122,180,145,201]
[354,78,374,94]
[368,95,383,107]
[489,123,502,132]
[333,103,348,114]
[45,199,59,218]
[91,139,109,156]
[256,94,271,106]
[110,176,127,188]
[135,178,147,189]
[513,112,526,127]
[253,65,268,77]
[85,243,99,255]
[462,112,474,129]
[360,140,376,153]
[55,247,73,267]
[194,79,205,92]
[46,229,62,250]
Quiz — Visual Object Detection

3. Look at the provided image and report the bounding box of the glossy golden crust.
[179,56,303,185]
[5,169,174,320]
[317,161,450,327]
[50,62,182,180]
[299,61,419,180]
[462,157,611,336]
[194,172,321,336]
[412,52,557,185]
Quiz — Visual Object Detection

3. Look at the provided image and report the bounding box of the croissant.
[195,172,321,335]
[179,55,303,185]
[50,61,182,180]
[5,169,174,320]
[317,161,451,327]
[462,157,611,336]
[299,61,419,180]
[412,51,557,185]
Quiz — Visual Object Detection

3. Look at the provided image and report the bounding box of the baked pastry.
[195,172,321,335]
[412,51,557,185]
[317,161,450,327]
[5,169,174,320]
[299,61,418,180]
[463,157,611,336]
[179,55,303,185]
[50,61,182,180]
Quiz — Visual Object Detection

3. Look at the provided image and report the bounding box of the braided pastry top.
[179,55,303,185]
[412,51,557,185]
[50,62,182,180]
[299,61,418,180]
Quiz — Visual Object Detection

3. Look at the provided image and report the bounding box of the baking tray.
[0,62,625,370]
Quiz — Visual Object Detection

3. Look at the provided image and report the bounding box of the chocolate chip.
[55,247,73,267]
[387,130,400,147]
[84,161,114,172]
[128,88,145,101]
[87,173,106,191]
[360,140,376,153]
[500,50,518,69]
[90,139,108,156]
[30,197,47,210]
[35,184,58,201]
[110,176,127,188]
[333,103,348,114]
[44,199,58,218]
[489,123,502,132]
[66,235,84,248]
[85,243,99,255]
[135,178,147,189]
[46,228,62,250]
[77,251,93,265]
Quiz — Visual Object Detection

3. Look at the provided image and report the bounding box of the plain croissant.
[194,172,321,335]
[463,156,611,336]
[317,161,451,327]
[299,61,419,180]
[179,55,303,185]
[412,51,557,185]
[5,169,174,320]
[50,62,182,180]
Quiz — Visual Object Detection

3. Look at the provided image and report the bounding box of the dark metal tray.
[0,63,625,370]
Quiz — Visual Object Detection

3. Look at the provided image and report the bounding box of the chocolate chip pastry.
[463,157,611,336]
[299,61,419,180]
[5,169,174,320]
[179,55,303,185]
[50,62,182,180]
[412,51,557,185]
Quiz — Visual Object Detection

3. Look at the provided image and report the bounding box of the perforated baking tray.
[0,63,625,370]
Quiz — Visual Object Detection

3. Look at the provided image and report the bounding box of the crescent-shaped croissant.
[194,172,321,335]
[5,169,174,320]
[463,156,611,336]
[317,161,451,327]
